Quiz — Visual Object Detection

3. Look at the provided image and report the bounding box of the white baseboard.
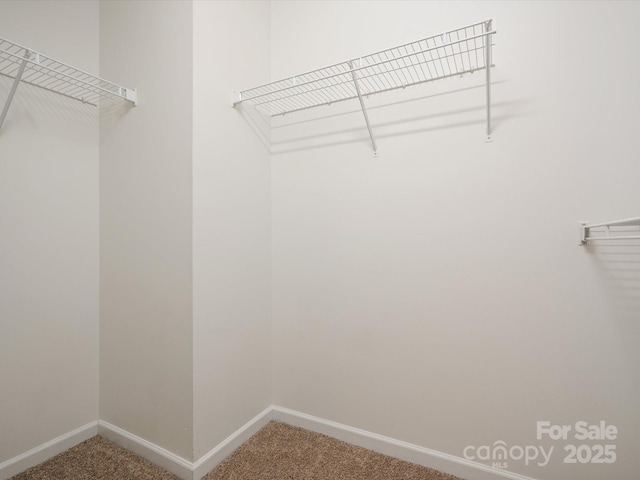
[192,406,273,480]
[98,406,273,480]
[271,406,539,480]
[97,420,194,480]
[0,421,98,480]
[2,407,539,480]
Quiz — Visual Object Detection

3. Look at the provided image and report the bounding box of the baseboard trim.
[3,408,539,480]
[97,420,194,480]
[271,406,539,480]
[98,406,273,480]
[0,421,98,480]
[192,406,273,480]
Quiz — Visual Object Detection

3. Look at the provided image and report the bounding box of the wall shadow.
[585,242,640,319]
[234,102,271,153]
[0,76,97,134]
[265,81,530,156]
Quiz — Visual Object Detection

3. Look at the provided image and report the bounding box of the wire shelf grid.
[235,21,495,117]
[0,36,136,107]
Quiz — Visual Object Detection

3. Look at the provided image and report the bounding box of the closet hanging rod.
[232,20,496,154]
[579,217,640,245]
[0,35,137,132]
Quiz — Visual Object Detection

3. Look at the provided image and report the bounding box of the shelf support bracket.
[349,61,378,157]
[0,49,30,132]
[231,90,241,108]
[485,19,493,143]
[579,222,588,246]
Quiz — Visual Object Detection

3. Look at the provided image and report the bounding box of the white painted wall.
[270,2,640,479]
[192,0,272,461]
[0,0,99,464]
[99,0,194,461]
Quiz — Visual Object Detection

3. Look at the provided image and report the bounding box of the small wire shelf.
[0,36,137,108]
[233,20,495,117]
[580,217,640,245]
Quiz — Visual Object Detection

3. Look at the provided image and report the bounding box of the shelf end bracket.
[125,88,138,106]
[0,49,30,132]
[579,221,589,246]
[231,91,242,108]
[349,61,378,157]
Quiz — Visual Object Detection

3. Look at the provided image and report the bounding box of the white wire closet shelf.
[232,20,496,154]
[580,217,640,245]
[0,36,137,131]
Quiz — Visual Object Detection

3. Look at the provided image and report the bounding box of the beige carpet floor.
[12,421,464,480]
[204,421,463,480]
[10,436,179,480]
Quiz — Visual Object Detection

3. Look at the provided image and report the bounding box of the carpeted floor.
[204,421,463,480]
[12,421,464,480]
[10,435,179,480]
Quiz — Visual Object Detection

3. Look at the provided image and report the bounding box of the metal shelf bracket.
[0,50,29,131]
[485,19,493,143]
[349,60,378,157]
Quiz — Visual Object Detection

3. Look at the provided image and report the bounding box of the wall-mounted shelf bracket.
[0,49,29,131]
[232,20,496,154]
[0,36,137,133]
[123,88,138,105]
[485,19,493,143]
[349,60,378,157]
[579,217,640,245]
[231,90,242,108]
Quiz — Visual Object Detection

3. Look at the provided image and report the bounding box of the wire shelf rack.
[235,21,493,117]
[580,217,640,245]
[0,35,136,130]
[232,20,495,154]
